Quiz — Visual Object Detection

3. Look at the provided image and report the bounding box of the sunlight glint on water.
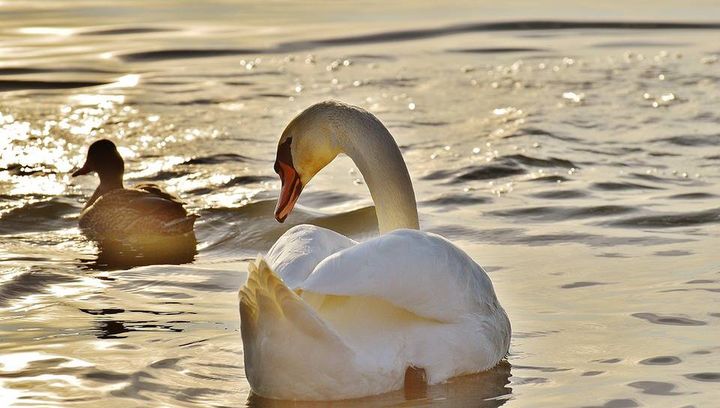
[1,1,719,407]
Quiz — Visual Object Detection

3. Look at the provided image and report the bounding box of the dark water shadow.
[198,199,378,259]
[247,360,512,407]
[79,26,178,36]
[79,233,198,271]
[0,79,111,92]
[450,47,548,53]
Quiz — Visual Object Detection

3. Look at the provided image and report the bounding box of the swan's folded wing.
[300,229,502,322]
[240,257,362,398]
[240,257,350,344]
[266,225,356,288]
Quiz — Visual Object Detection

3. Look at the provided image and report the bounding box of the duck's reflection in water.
[247,361,512,408]
[80,233,198,270]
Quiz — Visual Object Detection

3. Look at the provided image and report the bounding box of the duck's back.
[79,186,196,240]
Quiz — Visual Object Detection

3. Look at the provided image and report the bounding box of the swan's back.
[240,228,510,400]
[303,229,504,322]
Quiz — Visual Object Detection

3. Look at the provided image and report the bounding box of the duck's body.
[79,185,196,241]
[239,101,511,401]
[73,140,196,242]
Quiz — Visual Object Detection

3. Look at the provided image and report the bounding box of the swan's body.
[73,139,197,242]
[240,101,510,400]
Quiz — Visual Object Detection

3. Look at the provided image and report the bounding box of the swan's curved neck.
[333,113,419,234]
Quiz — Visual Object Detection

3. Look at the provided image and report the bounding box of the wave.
[0,79,111,92]
[0,198,78,235]
[450,47,547,54]
[426,224,689,247]
[180,153,260,165]
[121,48,263,62]
[118,20,720,62]
[0,267,77,307]
[531,190,588,199]
[0,67,119,75]
[488,205,636,222]
[652,134,720,147]
[607,207,720,228]
[422,154,578,183]
[591,182,663,191]
[79,26,178,36]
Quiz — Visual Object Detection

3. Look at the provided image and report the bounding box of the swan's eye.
[273,160,281,175]
[275,137,293,175]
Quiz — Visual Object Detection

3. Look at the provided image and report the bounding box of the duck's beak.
[71,162,91,177]
[274,160,303,223]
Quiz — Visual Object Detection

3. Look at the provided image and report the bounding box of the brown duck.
[72,139,197,242]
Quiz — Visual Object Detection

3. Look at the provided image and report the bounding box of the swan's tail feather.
[239,256,350,351]
[239,256,357,398]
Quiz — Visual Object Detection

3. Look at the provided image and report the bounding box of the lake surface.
[1,1,719,406]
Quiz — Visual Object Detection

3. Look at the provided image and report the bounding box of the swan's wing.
[299,229,510,384]
[301,229,503,322]
[266,224,356,288]
[240,257,371,399]
[240,257,349,349]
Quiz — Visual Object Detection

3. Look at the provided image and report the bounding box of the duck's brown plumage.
[73,139,197,241]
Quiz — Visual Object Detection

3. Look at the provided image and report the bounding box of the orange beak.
[274,159,303,223]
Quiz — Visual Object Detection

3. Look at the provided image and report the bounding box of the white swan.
[239,101,511,401]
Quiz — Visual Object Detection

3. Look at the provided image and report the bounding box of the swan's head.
[274,102,343,222]
[72,139,124,180]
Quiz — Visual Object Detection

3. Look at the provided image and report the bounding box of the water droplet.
[562,92,585,103]
[701,55,718,64]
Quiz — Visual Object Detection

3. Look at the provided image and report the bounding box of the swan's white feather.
[302,229,501,322]
[239,101,510,400]
[266,224,355,288]
[240,227,511,400]
[240,258,383,400]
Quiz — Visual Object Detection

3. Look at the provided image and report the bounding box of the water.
[1,1,720,406]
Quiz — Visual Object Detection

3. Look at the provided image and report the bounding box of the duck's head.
[273,102,343,222]
[72,139,125,181]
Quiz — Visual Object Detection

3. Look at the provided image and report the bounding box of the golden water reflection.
[248,362,512,408]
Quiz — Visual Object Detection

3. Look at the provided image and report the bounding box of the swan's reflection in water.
[248,361,511,407]
[79,233,198,270]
